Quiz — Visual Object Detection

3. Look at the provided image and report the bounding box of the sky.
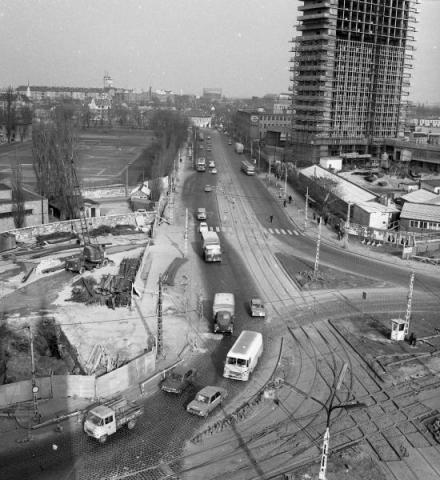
[0,0,438,102]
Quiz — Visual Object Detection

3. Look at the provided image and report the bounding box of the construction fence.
[0,348,156,409]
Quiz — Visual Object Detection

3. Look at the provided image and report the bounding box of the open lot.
[0,129,155,190]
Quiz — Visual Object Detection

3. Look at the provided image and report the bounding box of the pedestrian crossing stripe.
[205,226,300,236]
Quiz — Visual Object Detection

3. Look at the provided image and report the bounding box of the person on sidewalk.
[283,199,287,208]
[288,195,292,204]
[269,215,274,223]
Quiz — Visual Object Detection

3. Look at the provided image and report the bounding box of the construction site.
[290,0,418,164]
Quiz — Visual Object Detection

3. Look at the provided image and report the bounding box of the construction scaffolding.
[289,0,419,163]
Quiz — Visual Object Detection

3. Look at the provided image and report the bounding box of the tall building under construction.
[290,0,419,164]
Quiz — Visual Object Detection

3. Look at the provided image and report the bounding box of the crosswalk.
[202,225,301,236]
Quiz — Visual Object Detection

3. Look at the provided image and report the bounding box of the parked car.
[197,207,207,220]
[161,366,197,394]
[204,185,213,192]
[186,386,228,417]
[199,222,209,235]
[211,168,217,174]
[250,298,265,317]
[208,160,215,168]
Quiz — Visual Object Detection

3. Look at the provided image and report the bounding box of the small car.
[187,386,228,417]
[161,367,197,394]
[250,298,265,317]
[199,222,209,235]
[197,208,207,220]
[211,168,217,174]
[208,160,215,168]
[204,185,213,192]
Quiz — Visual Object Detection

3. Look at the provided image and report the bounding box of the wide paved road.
[2,129,439,480]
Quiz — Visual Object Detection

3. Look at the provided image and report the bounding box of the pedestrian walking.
[283,199,287,208]
[269,215,273,223]
[288,195,292,204]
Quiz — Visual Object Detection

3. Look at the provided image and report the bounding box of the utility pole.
[156,274,163,357]
[304,187,309,231]
[404,271,415,338]
[28,326,40,423]
[343,203,351,248]
[258,142,261,172]
[313,217,322,278]
[183,208,188,258]
[284,164,288,200]
[318,363,349,480]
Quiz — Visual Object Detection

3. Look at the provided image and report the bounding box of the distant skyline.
[0,0,438,103]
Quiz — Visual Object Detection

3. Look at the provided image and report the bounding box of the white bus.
[241,160,256,176]
[223,330,263,381]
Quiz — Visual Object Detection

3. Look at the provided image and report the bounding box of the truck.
[213,293,235,334]
[223,330,263,381]
[65,244,109,274]
[201,230,221,262]
[234,142,244,154]
[83,396,143,443]
[196,157,206,172]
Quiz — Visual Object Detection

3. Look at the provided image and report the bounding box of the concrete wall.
[6,212,156,243]
[0,349,156,408]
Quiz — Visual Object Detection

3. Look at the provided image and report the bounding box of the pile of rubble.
[69,256,142,308]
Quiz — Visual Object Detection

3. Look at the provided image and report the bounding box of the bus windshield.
[226,357,248,367]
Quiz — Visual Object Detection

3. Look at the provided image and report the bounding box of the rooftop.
[301,165,377,204]
[400,203,440,222]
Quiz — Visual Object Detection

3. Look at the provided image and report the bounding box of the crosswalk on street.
[202,225,301,236]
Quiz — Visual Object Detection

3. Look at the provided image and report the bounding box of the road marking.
[268,228,274,234]
[274,228,280,234]
[287,230,293,235]
[280,229,287,235]
[293,230,299,235]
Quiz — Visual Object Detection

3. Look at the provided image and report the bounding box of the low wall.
[0,349,156,408]
[6,212,156,243]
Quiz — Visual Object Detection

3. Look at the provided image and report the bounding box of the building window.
[0,209,33,219]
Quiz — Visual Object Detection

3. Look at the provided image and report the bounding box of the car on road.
[199,222,209,235]
[211,168,217,174]
[161,366,197,394]
[197,207,207,220]
[208,160,215,168]
[204,185,213,192]
[250,298,265,317]
[186,386,228,417]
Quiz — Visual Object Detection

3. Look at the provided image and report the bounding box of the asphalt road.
[2,129,440,480]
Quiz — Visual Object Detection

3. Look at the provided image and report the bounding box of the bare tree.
[32,107,80,220]
[17,106,33,142]
[11,161,26,228]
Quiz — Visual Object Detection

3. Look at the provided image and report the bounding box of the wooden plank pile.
[69,256,142,308]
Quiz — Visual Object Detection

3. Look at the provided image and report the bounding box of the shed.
[319,156,342,172]
[352,202,399,230]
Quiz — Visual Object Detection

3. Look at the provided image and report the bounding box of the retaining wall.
[0,349,156,408]
[6,212,156,243]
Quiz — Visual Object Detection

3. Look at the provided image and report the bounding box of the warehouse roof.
[356,202,399,214]
[400,203,440,222]
[300,165,377,204]
[401,189,440,204]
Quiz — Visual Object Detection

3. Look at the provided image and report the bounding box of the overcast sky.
[0,0,438,102]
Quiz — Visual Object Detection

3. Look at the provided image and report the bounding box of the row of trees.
[0,86,32,143]
[32,107,80,220]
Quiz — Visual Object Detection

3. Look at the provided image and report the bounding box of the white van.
[223,330,263,381]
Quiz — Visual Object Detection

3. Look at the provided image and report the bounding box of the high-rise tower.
[289,0,419,164]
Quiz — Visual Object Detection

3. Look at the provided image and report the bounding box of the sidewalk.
[258,171,439,276]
